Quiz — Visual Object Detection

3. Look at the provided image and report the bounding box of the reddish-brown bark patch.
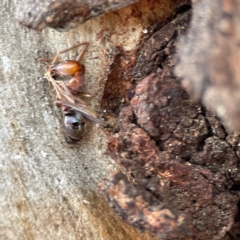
[99,8,240,240]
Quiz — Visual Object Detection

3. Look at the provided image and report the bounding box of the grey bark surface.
[1,0,180,239]
[1,1,116,239]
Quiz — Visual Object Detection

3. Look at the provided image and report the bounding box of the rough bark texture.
[4,0,240,239]
[1,0,187,239]
[175,0,240,131]
[15,0,138,31]
[99,9,240,240]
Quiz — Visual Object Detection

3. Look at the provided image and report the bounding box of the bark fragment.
[99,9,240,240]
[15,0,138,31]
[175,0,240,131]
[102,121,239,239]
[99,170,192,240]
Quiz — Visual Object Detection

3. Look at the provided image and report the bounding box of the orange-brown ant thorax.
[52,60,85,77]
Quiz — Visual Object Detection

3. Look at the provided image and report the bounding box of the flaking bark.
[1,0,185,239]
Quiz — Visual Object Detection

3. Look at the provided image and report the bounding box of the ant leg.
[80,85,93,97]
[76,42,89,62]
[39,58,53,67]
[51,42,89,65]
[77,92,92,98]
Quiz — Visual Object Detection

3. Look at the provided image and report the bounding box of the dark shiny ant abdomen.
[63,109,85,142]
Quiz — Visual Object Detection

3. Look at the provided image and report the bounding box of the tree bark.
[99,4,240,240]
[1,0,186,239]
[15,0,138,31]
[7,1,239,240]
[175,0,240,132]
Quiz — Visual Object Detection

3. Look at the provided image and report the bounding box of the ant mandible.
[40,42,105,143]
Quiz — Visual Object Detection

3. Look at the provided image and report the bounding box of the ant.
[40,42,105,143]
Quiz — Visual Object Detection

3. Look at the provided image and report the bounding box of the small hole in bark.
[230,184,240,191]
[233,200,240,229]
[176,4,192,14]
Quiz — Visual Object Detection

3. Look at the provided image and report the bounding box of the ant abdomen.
[63,109,85,141]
